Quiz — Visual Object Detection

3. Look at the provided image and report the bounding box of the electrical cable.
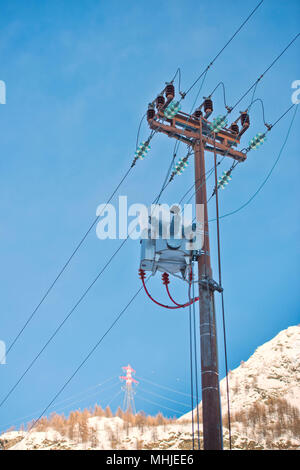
[105,390,123,409]
[1,165,135,365]
[210,104,298,222]
[0,176,173,409]
[137,377,193,398]
[0,236,131,409]
[13,279,149,443]
[184,167,216,205]
[169,70,208,165]
[165,285,199,308]
[135,395,183,415]
[229,33,300,115]
[183,1,264,97]
[247,98,268,126]
[178,163,218,206]
[163,273,199,307]
[43,381,120,420]
[208,81,229,109]
[188,274,195,450]
[249,81,259,110]
[152,12,253,188]
[213,135,232,450]
[136,113,147,150]
[154,146,177,204]
[138,388,189,408]
[189,99,290,210]
[2,113,163,365]
[4,75,188,366]
[0,376,118,432]
[191,264,201,450]
[171,67,182,95]
[268,103,296,129]
[140,270,198,310]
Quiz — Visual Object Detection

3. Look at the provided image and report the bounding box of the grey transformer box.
[139,208,201,280]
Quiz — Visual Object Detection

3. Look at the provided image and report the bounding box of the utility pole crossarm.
[148,108,247,161]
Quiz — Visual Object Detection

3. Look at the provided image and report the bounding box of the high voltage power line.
[138,387,190,408]
[0,376,119,431]
[135,395,184,416]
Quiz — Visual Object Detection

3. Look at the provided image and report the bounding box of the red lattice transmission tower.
[120,364,138,414]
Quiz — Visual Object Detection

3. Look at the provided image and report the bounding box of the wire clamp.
[199,277,223,293]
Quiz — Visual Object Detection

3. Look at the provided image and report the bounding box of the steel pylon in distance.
[119,364,138,415]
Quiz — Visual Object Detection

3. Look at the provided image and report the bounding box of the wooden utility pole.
[194,134,222,450]
[147,89,248,450]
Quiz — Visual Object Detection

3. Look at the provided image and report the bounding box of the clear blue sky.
[0,0,299,429]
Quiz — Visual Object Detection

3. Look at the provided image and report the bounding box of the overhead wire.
[136,395,183,416]
[188,273,195,450]
[169,70,208,168]
[105,390,123,409]
[191,264,201,450]
[139,270,199,310]
[228,33,300,116]
[6,1,297,443]
[0,376,118,432]
[188,97,291,212]
[138,388,190,408]
[156,70,208,203]
[150,2,266,205]
[183,1,264,97]
[1,164,134,365]
[210,104,298,222]
[171,67,182,95]
[208,102,298,213]
[213,135,232,449]
[138,377,193,398]
[1,66,184,365]
[0,172,174,410]
[12,278,150,443]
[247,97,268,126]
[135,112,147,150]
[208,81,229,109]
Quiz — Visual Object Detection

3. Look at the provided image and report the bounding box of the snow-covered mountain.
[1,325,299,450]
[181,324,300,421]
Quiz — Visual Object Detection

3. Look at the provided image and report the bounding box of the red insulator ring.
[138,269,146,280]
[161,272,170,285]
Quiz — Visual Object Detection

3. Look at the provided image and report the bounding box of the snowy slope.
[1,420,195,451]
[180,325,300,422]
